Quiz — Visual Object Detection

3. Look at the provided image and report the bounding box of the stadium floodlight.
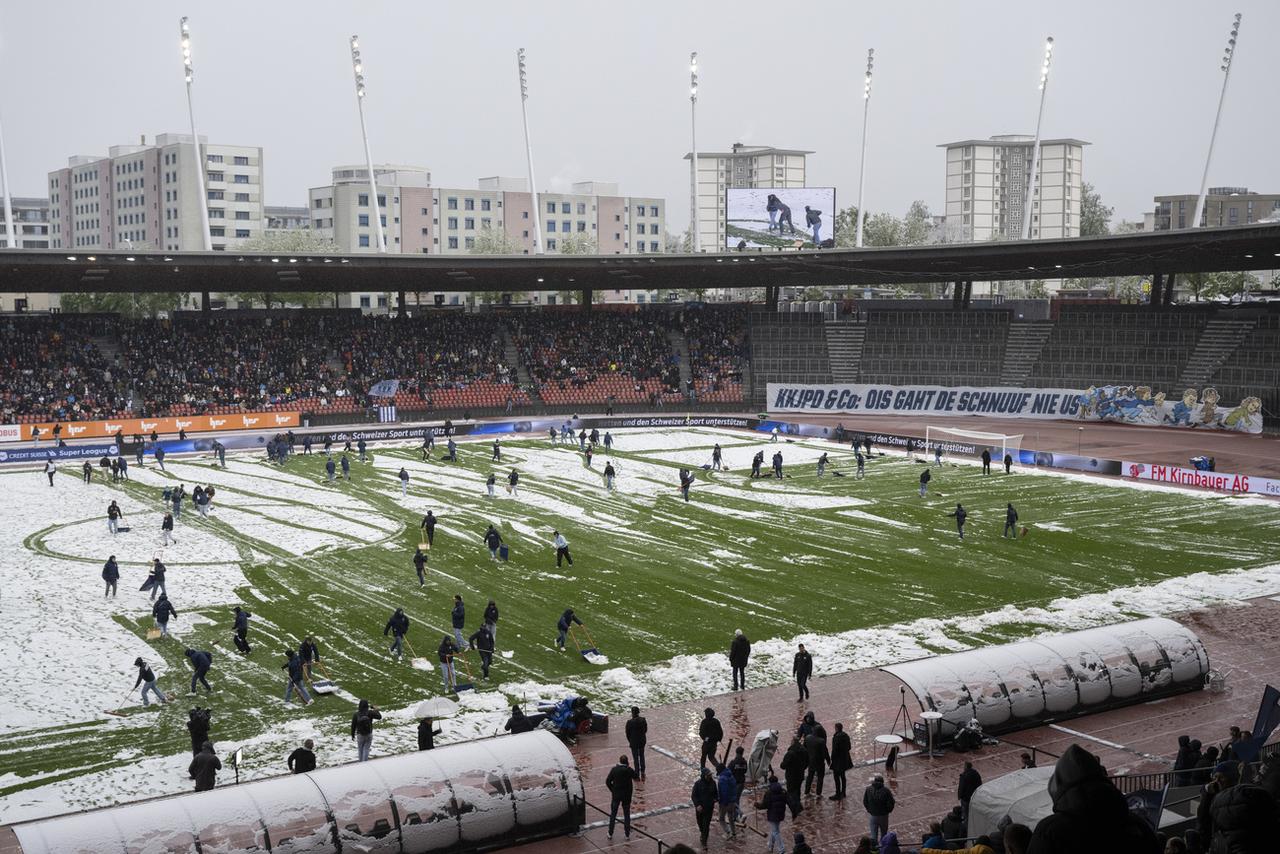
[689,51,700,253]
[1192,13,1243,230]
[854,48,874,248]
[0,107,16,252]
[350,35,386,253]
[179,17,212,251]
[1021,37,1053,241]
[516,48,544,255]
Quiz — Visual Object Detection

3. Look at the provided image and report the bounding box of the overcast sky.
[4,0,1277,230]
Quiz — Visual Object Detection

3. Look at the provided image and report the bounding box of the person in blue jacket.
[947,503,967,540]
[340,454,351,480]
[484,525,503,560]
[717,763,741,839]
[325,457,336,482]
[102,555,120,598]
[282,649,311,705]
[185,648,213,694]
[1004,503,1020,538]
[556,608,583,650]
[233,606,252,655]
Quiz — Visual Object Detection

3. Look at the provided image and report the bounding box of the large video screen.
[725,187,836,249]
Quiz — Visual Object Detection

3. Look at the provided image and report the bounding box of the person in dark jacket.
[298,637,320,679]
[830,722,853,801]
[863,774,895,844]
[730,629,751,690]
[102,555,120,598]
[1192,746,1221,786]
[153,594,178,638]
[729,745,749,793]
[148,558,168,601]
[780,738,809,818]
[919,467,931,497]
[161,511,177,547]
[288,739,316,773]
[350,699,381,761]
[420,510,437,546]
[793,644,813,701]
[418,717,441,751]
[185,648,213,693]
[556,608,583,649]
[233,606,252,655]
[189,741,221,791]
[805,205,823,244]
[340,453,351,480]
[691,767,718,847]
[384,608,409,660]
[699,708,724,769]
[133,657,167,706]
[606,755,640,840]
[1004,452,1013,474]
[751,450,764,478]
[804,723,830,797]
[958,760,983,823]
[1025,743,1159,854]
[1176,739,1203,786]
[505,705,533,734]
[625,706,648,779]
[483,599,499,643]
[1004,503,1020,538]
[325,457,336,482]
[981,448,992,475]
[450,595,466,648]
[437,635,459,693]
[484,525,503,560]
[948,503,968,540]
[1208,777,1280,854]
[468,622,494,679]
[758,776,789,853]
[186,707,211,755]
[507,469,520,496]
[679,468,693,502]
[793,831,814,854]
[941,804,965,841]
[282,650,310,705]
[413,547,427,587]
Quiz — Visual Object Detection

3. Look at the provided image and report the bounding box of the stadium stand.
[748,311,832,400]
[856,309,1009,386]
[680,304,749,403]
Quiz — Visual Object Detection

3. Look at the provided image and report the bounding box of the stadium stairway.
[1178,317,1256,388]
[999,321,1054,385]
[502,325,540,404]
[823,320,866,382]
[668,328,692,391]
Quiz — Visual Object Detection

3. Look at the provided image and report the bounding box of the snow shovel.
[569,623,602,662]
[309,661,338,695]
[418,540,430,552]
[146,625,162,641]
[404,639,433,671]
[103,688,137,718]
[452,651,476,693]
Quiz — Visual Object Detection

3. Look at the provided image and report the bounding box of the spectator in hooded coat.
[1025,744,1158,854]
[758,775,789,853]
[505,705,533,734]
[288,739,316,773]
[691,767,718,848]
[730,629,751,690]
[863,774,895,844]
[189,741,221,791]
[958,761,983,823]
[804,723,830,797]
[780,738,809,818]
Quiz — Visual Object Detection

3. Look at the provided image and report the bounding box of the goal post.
[924,425,1023,463]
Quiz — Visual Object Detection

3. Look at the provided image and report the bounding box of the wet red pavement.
[794,414,1280,479]
[510,596,1280,853]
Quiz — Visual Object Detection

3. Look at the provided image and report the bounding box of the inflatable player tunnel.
[0,730,584,854]
[881,617,1209,740]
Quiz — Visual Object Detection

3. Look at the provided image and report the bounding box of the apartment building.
[1153,187,1280,230]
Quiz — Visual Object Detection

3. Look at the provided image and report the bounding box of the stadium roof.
[0,224,1277,295]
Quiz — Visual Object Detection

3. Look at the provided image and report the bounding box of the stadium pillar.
[201,291,210,312]
[1165,274,1177,305]
[1151,273,1164,307]
[951,280,962,309]
[962,281,973,310]
[765,285,779,311]
[582,288,592,311]
[397,290,406,316]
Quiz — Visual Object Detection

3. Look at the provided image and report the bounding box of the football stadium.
[1,4,1279,854]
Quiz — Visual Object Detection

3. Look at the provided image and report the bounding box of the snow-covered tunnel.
[881,617,1210,739]
[0,730,584,854]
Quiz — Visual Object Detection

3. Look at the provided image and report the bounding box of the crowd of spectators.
[680,305,749,403]
[509,310,684,406]
[2,307,757,423]
[0,315,123,424]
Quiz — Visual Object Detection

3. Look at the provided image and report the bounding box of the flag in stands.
[378,405,397,423]
[369,380,400,398]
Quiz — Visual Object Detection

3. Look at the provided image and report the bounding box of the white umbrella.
[414,697,459,718]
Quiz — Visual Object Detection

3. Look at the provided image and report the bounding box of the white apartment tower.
[940,135,1087,241]
[47,134,265,251]
[683,143,811,250]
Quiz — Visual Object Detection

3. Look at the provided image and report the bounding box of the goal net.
[924,425,1023,463]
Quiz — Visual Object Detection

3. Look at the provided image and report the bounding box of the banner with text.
[768,383,1264,433]
[0,424,21,443]
[0,443,120,465]
[1123,461,1280,497]
[768,383,1083,420]
[14,412,301,442]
